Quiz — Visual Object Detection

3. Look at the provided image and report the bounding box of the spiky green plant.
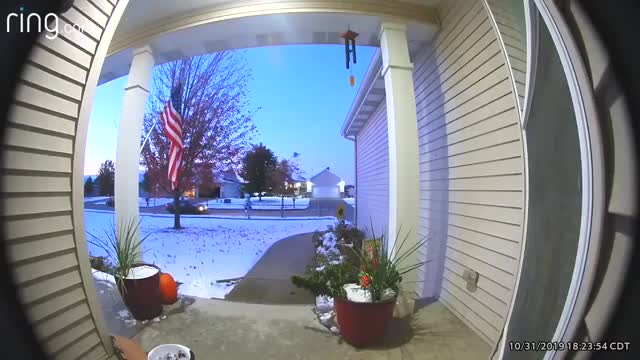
[346,220,430,301]
[87,216,153,294]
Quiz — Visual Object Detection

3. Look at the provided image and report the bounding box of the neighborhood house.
[217,169,245,199]
[307,168,345,199]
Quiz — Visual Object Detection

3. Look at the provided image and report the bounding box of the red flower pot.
[334,297,396,347]
[116,263,163,320]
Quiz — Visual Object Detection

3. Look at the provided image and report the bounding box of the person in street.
[244,194,252,219]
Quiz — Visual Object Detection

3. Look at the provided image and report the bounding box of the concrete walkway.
[225,232,316,304]
[133,299,491,360]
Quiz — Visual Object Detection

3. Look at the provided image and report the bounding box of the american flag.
[160,83,183,190]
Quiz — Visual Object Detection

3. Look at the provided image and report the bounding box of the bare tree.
[141,51,257,229]
[269,156,304,217]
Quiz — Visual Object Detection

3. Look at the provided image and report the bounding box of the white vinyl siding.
[1,0,122,358]
[485,0,528,110]
[355,104,389,238]
[414,0,525,345]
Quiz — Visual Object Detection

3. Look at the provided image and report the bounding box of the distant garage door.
[312,186,340,198]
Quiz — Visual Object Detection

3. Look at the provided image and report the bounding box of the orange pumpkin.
[159,273,178,305]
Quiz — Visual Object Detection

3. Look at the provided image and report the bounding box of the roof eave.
[340,49,384,138]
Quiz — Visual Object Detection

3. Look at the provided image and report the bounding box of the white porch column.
[380,22,421,317]
[115,46,154,242]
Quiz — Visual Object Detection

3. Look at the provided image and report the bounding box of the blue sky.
[85,44,376,184]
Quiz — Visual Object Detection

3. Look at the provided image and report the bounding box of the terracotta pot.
[334,297,396,347]
[116,263,163,320]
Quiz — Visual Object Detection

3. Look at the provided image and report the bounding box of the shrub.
[293,225,429,302]
[89,255,116,275]
[86,217,152,286]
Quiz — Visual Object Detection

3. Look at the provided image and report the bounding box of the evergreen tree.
[95,160,115,196]
[84,177,94,195]
[240,143,277,201]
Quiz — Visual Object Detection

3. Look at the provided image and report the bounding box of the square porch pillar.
[379,22,421,317]
[115,46,154,246]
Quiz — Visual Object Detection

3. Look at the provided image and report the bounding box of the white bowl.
[147,344,191,360]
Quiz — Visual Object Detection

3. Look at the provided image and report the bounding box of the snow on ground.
[84,196,110,202]
[200,196,310,210]
[85,210,335,299]
[343,198,355,207]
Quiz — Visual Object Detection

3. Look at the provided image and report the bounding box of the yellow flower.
[336,204,346,220]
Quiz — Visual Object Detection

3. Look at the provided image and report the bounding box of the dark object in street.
[165,200,208,214]
[106,197,115,207]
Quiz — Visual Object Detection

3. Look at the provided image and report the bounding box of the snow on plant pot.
[291,223,428,347]
[87,217,162,320]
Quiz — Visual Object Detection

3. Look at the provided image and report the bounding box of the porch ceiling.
[99,1,440,85]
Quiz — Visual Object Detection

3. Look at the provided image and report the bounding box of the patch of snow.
[344,283,372,303]
[85,211,335,299]
[343,198,355,206]
[92,269,116,283]
[84,196,110,202]
[317,232,339,257]
[125,265,158,280]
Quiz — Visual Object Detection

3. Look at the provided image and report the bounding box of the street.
[84,198,355,222]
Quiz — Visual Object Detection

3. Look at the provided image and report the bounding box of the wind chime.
[341,26,359,87]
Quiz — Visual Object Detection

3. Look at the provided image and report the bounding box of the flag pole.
[140,119,159,152]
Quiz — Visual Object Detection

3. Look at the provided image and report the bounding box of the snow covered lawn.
[201,196,310,210]
[85,210,334,299]
[84,196,110,202]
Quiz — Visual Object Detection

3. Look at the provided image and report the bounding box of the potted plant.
[292,226,427,347]
[88,217,163,320]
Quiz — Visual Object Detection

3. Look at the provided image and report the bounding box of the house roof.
[219,169,245,184]
[310,169,342,185]
[341,40,433,138]
[341,49,386,138]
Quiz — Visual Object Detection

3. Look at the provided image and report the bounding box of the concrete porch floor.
[132,298,491,359]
